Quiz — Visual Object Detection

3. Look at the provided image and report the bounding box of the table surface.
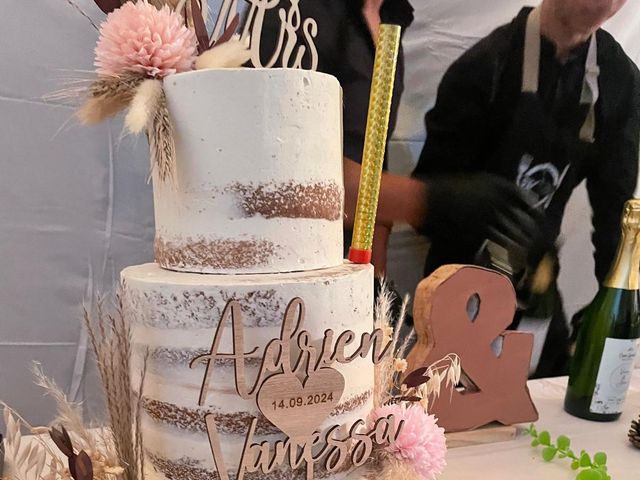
[440,371,640,480]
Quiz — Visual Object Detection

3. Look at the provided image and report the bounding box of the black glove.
[421,173,542,258]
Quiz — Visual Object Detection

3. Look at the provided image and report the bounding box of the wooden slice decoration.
[406,265,538,432]
[256,367,345,439]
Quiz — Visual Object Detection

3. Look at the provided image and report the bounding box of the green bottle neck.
[604,229,640,290]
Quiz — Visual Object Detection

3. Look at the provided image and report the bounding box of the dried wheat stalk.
[405,354,461,412]
[133,351,148,480]
[147,91,176,183]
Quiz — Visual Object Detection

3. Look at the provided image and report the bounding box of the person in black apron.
[413,2,640,377]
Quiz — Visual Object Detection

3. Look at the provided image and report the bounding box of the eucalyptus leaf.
[593,452,607,466]
[538,431,551,446]
[542,447,557,462]
[557,435,571,450]
[580,452,592,468]
[576,469,602,480]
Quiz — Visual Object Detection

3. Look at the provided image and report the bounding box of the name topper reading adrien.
[189,298,401,479]
[215,0,319,70]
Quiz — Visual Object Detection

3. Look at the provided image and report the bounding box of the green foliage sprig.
[526,425,610,480]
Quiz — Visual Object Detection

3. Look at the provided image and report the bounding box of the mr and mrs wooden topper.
[187,265,538,479]
[216,0,320,70]
[94,0,319,70]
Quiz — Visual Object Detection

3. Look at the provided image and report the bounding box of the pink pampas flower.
[370,404,447,480]
[95,1,197,78]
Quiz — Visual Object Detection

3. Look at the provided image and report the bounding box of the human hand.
[421,173,541,256]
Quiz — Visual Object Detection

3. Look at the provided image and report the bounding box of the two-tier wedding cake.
[121,68,375,480]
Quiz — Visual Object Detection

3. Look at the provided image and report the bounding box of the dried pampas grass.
[1,361,127,480]
[373,280,461,412]
[374,279,410,408]
[30,364,95,455]
[84,298,147,480]
[2,297,149,480]
[195,36,251,70]
[126,79,164,134]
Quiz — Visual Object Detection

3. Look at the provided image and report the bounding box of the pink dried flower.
[370,404,447,480]
[95,1,197,78]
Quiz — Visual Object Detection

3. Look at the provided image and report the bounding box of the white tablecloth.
[441,371,640,480]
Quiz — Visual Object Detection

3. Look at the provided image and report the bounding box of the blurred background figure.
[410,0,640,377]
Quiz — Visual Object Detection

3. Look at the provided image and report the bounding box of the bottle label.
[589,337,640,414]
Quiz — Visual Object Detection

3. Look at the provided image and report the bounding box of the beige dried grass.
[1,360,129,480]
[30,364,94,453]
[195,36,251,69]
[373,280,461,411]
[374,280,411,408]
[77,75,145,125]
[147,91,176,184]
[2,405,68,480]
[84,297,147,480]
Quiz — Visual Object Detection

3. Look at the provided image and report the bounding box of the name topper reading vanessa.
[215,0,319,70]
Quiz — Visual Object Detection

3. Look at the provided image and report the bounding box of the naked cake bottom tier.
[121,262,375,480]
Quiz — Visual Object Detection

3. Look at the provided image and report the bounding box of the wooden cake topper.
[406,265,539,432]
[190,298,401,479]
[212,0,319,70]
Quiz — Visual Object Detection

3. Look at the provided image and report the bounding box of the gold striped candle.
[348,24,402,264]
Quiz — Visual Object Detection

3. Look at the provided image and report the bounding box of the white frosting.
[158,68,345,274]
[122,262,375,480]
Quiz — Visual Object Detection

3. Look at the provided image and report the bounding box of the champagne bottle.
[564,200,640,421]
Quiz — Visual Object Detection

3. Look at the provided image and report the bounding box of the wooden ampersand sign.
[406,265,538,432]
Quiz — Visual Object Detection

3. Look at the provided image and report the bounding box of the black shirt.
[259,0,414,164]
[414,7,640,282]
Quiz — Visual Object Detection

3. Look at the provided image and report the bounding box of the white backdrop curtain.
[1,0,639,425]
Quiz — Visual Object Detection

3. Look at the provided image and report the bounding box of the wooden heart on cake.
[257,367,345,439]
